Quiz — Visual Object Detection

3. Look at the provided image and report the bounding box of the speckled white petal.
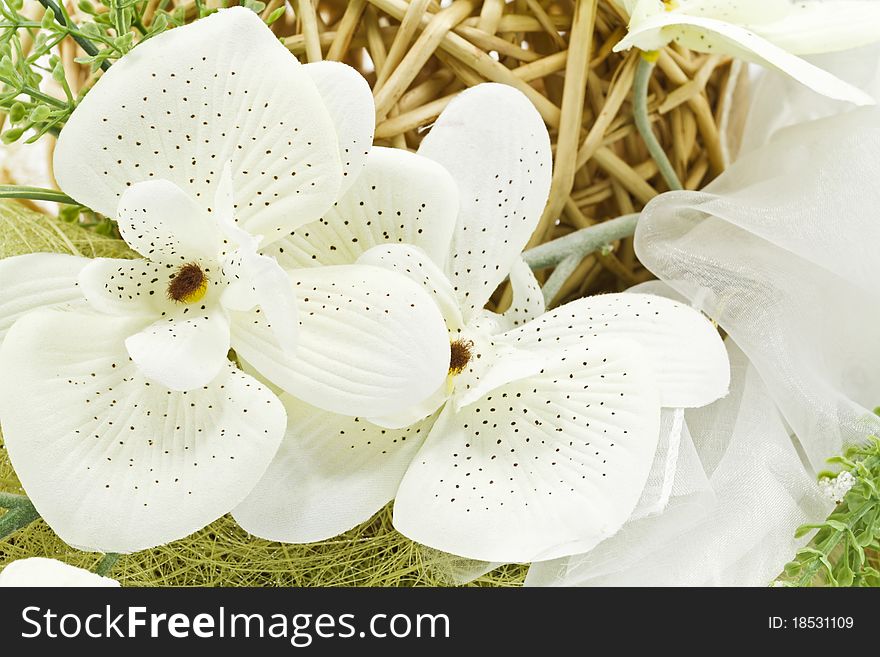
[747,1,880,56]
[417,84,552,320]
[234,395,436,543]
[0,253,88,342]
[0,309,285,553]
[78,257,180,316]
[54,6,343,240]
[450,336,546,411]
[212,165,297,351]
[304,61,375,196]
[471,258,545,335]
[368,382,449,430]
[393,337,662,563]
[230,264,450,418]
[499,293,729,408]
[357,243,465,331]
[263,148,459,270]
[116,180,220,264]
[675,0,790,24]
[126,310,231,391]
[0,558,119,587]
[615,13,875,105]
[221,250,299,354]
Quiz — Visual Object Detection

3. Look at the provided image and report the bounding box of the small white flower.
[232,84,731,563]
[819,470,856,503]
[0,8,449,553]
[614,0,880,105]
[0,558,119,587]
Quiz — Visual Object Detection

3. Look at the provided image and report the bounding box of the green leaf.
[0,54,15,77]
[783,561,801,576]
[150,13,168,33]
[8,101,25,122]
[29,104,50,123]
[41,9,55,29]
[80,22,104,37]
[51,60,66,83]
[836,562,854,587]
[1,127,24,144]
[794,524,816,539]
[796,547,825,558]
[825,519,848,532]
[266,6,285,25]
[243,0,267,13]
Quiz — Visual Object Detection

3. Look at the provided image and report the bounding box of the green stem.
[36,0,111,72]
[0,492,31,509]
[132,16,148,36]
[0,75,68,109]
[0,499,39,540]
[0,185,78,204]
[94,552,120,577]
[522,213,640,270]
[541,253,581,307]
[634,55,682,192]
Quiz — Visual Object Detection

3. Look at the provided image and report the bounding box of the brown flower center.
[449,339,474,375]
[167,262,208,304]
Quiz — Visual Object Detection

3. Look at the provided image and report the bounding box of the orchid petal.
[615,13,875,105]
[233,395,436,543]
[125,311,231,391]
[417,83,552,320]
[221,250,299,354]
[116,179,220,264]
[677,0,790,24]
[0,253,88,341]
[471,258,545,335]
[393,337,662,562]
[264,147,459,269]
[356,243,465,331]
[0,558,119,587]
[304,61,375,195]
[0,309,285,553]
[231,264,450,418]
[78,257,177,316]
[54,6,343,240]
[499,293,729,408]
[746,1,880,56]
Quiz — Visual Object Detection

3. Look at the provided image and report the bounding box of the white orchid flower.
[0,558,119,587]
[614,0,880,105]
[232,84,731,563]
[0,7,449,552]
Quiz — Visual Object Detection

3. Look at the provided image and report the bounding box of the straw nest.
[0,0,736,586]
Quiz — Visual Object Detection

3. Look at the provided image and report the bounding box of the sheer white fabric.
[636,109,880,469]
[528,59,880,586]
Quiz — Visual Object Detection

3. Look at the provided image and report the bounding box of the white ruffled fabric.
[528,54,880,586]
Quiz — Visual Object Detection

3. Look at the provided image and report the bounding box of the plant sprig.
[779,436,880,587]
[0,0,176,144]
[0,1,288,148]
